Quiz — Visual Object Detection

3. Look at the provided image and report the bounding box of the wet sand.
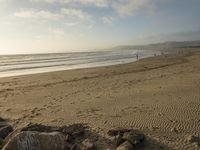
[0,49,200,149]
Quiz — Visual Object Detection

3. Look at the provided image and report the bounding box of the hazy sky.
[0,0,200,54]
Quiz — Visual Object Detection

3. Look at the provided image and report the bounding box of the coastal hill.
[111,40,200,51]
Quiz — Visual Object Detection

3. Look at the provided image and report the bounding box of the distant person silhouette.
[136,53,139,60]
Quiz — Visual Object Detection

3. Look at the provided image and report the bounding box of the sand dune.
[0,50,200,149]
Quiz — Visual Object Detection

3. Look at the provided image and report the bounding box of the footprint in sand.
[29,107,42,118]
[6,108,12,112]
[76,108,102,117]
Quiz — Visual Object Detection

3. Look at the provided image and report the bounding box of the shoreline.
[0,49,200,149]
[0,48,193,80]
[0,48,189,79]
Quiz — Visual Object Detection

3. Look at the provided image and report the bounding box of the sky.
[0,0,200,54]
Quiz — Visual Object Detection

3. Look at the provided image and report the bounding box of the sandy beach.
[0,49,200,149]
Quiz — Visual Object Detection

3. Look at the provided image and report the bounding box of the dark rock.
[116,141,133,150]
[82,138,95,150]
[187,135,200,144]
[70,144,81,150]
[21,123,61,133]
[0,138,4,145]
[65,134,73,142]
[0,122,8,128]
[0,117,6,122]
[107,129,132,136]
[2,131,68,150]
[122,131,145,145]
[0,125,13,139]
[62,124,85,137]
[113,135,125,148]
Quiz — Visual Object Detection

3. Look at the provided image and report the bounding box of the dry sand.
[0,49,200,149]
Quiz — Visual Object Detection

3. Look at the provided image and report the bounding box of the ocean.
[0,49,161,78]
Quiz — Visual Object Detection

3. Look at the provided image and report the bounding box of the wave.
[0,50,161,77]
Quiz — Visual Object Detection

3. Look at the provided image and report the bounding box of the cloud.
[70,0,109,7]
[113,0,156,17]
[61,8,91,21]
[64,22,79,26]
[31,0,109,7]
[14,9,62,20]
[30,0,160,17]
[102,16,114,25]
[14,7,92,25]
[87,24,93,30]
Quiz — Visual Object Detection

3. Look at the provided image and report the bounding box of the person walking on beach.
[136,53,139,60]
